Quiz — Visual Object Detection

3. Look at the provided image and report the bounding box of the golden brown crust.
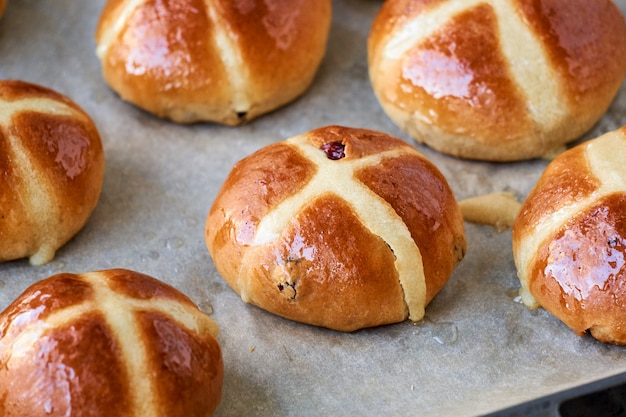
[206,125,466,331]
[0,269,223,417]
[512,126,626,345]
[95,0,331,125]
[368,0,626,161]
[0,80,105,265]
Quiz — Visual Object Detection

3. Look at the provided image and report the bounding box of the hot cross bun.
[205,125,466,331]
[0,269,223,416]
[368,0,626,161]
[95,0,332,125]
[0,80,104,265]
[513,126,626,345]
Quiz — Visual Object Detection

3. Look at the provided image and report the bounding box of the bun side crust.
[0,80,104,265]
[512,127,626,344]
[206,126,466,331]
[0,269,223,416]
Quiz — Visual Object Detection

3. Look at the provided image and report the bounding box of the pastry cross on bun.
[0,269,223,416]
[513,126,626,345]
[206,126,466,332]
[0,80,105,265]
[94,0,332,125]
[368,0,626,161]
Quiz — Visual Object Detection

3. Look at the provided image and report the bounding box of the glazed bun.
[368,0,626,161]
[0,269,223,416]
[95,0,332,125]
[205,125,466,332]
[0,80,105,265]
[513,127,626,345]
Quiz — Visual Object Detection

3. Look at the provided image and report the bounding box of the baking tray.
[2,1,626,416]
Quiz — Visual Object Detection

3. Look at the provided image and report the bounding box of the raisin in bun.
[94,0,331,125]
[205,126,466,332]
[0,80,105,265]
[0,269,223,416]
[368,0,626,161]
[513,127,626,345]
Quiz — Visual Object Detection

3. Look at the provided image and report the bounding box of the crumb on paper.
[458,192,522,232]
[249,345,256,352]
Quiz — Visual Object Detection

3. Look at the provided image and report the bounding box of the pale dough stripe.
[487,1,566,137]
[203,2,251,113]
[0,97,80,125]
[516,133,626,307]
[251,134,428,321]
[82,271,160,417]
[1,97,83,265]
[381,0,564,139]
[3,272,211,417]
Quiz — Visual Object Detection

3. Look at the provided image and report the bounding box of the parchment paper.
[2,1,626,416]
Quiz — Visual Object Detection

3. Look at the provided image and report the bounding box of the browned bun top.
[368,0,626,161]
[0,80,105,265]
[206,125,466,331]
[512,126,626,345]
[0,269,223,417]
[0,0,7,18]
[95,0,332,125]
